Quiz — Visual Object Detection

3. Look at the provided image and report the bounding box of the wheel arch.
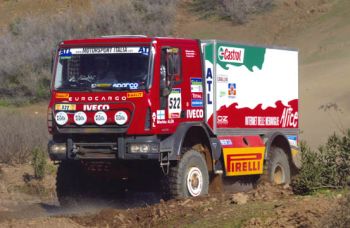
[160,122,215,172]
[264,131,297,174]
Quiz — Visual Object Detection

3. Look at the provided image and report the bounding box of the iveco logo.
[83,104,110,111]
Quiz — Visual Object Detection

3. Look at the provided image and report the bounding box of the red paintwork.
[49,37,204,136]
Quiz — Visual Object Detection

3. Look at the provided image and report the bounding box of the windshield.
[54,46,150,91]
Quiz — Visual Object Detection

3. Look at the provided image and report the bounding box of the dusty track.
[0,164,342,227]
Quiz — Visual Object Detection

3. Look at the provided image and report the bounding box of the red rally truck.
[48,35,300,205]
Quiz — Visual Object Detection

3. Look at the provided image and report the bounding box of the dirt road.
[0,164,342,227]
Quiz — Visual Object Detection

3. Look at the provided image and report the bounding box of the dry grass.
[189,0,274,24]
[0,109,48,164]
[0,0,177,103]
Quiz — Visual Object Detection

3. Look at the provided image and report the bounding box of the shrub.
[0,0,178,103]
[190,0,274,24]
[32,148,47,180]
[292,130,350,194]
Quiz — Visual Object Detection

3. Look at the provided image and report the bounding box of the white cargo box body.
[201,40,298,134]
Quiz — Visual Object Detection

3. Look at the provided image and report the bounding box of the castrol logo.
[218,46,245,63]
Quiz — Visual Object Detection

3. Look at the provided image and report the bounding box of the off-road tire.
[166,150,209,199]
[56,161,86,207]
[267,147,291,185]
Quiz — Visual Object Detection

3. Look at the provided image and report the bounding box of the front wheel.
[165,150,209,198]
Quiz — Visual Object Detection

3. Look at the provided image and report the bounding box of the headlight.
[115,111,128,125]
[128,143,159,153]
[50,143,66,154]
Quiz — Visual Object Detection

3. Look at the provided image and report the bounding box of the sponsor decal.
[74,111,87,125]
[223,147,265,176]
[156,110,165,120]
[191,92,202,99]
[209,99,298,129]
[59,49,72,59]
[190,78,202,92]
[55,93,69,99]
[83,104,109,111]
[185,50,196,58]
[67,47,145,55]
[127,92,143,98]
[113,82,139,90]
[287,135,298,147]
[217,115,228,125]
[55,104,76,111]
[206,68,213,104]
[228,83,236,98]
[220,139,232,146]
[168,88,181,119]
[191,99,203,107]
[55,112,68,125]
[218,46,245,63]
[69,96,127,102]
[138,47,150,56]
[219,91,226,97]
[245,116,279,126]
[152,112,156,127]
[93,83,112,88]
[186,109,203,119]
[94,111,107,125]
[217,75,228,83]
[114,111,128,125]
[280,107,298,128]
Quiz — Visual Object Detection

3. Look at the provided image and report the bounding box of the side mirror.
[50,50,55,74]
[160,65,171,96]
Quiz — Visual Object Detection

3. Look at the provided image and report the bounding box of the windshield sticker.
[59,49,72,59]
[67,47,146,55]
[112,82,139,90]
[168,88,182,118]
[138,47,150,56]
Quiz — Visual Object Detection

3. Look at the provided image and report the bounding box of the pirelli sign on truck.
[48,36,300,205]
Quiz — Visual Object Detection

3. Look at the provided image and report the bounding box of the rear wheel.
[165,150,209,198]
[267,147,291,185]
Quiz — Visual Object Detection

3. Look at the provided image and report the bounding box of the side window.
[162,47,182,83]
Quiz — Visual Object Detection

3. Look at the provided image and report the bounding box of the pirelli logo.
[223,147,265,176]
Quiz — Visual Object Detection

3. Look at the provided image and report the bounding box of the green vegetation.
[292,130,350,195]
[32,148,47,180]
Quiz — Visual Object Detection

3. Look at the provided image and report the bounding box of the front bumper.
[48,135,160,161]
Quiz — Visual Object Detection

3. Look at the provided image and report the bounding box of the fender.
[263,131,291,160]
[160,122,217,161]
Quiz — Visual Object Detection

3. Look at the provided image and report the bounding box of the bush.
[32,148,47,180]
[0,109,48,164]
[190,0,274,24]
[0,0,178,102]
[292,130,350,195]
